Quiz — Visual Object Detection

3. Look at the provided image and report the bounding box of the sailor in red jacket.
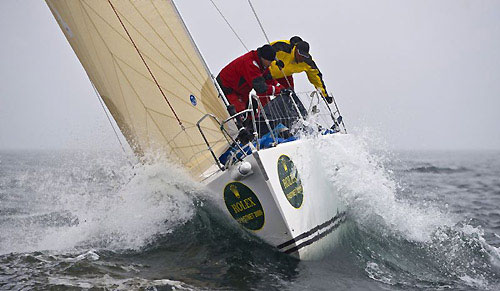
[217,45,283,114]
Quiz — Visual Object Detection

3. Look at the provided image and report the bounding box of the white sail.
[46,0,229,180]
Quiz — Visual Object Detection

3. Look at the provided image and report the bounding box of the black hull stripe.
[277,211,346,250]
[284,215,346,254]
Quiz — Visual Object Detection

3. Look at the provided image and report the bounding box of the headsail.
[46,0,229,180]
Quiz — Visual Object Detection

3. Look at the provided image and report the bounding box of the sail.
[46,0,230,180]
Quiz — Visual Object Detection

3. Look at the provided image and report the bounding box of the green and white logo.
[223,182,265,231]
[277,155,304,208]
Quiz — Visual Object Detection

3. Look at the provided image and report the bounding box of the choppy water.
[1,135,499,290]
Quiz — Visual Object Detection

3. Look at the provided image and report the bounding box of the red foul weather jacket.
[217,50,282,113]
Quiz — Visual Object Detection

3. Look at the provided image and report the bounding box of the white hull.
[204,134,346,260]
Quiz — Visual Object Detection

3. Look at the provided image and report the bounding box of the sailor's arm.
[252,76,281,97]
[244,64,282,96]
[304,58,328,97]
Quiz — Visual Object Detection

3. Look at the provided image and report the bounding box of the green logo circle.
[277,155,303,208]
[223,182,265,231]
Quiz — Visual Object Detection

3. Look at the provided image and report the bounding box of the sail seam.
[76,1,145,150]
[146,110,182,157]
[110,62,165,152]
[112,54,210,117]
[111,55,143,144]
[126,2,205,89]
[113,55,219,160]
[131,1,206,85]
[145,107,221,134]
[74,3,129,155]
[107,0,184,130]
[77,1,112,96]
[79,2,142,142]
[183,130,203,172]
[81,1,204,99]
[85,1,226,138]
[113,52,224,159]
[153,1,207,83]
[174,139,225,150]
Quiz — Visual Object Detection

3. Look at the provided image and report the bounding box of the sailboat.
[46,0,347,260]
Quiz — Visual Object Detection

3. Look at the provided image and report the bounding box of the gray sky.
[1,0,499,151]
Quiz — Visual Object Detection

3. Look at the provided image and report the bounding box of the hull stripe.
[277,212,346,251]
[284,216,346,254]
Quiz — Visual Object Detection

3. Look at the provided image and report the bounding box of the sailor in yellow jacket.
[269,36,332,103]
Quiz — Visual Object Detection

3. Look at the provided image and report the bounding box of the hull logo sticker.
[277,155,304,208]
[224,182,264,231]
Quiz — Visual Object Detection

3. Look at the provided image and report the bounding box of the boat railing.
[197,90,346,171]
[248,93,278,149]
[305,90,347,134]
[249,90,347,138]
[196,113,228,171]
[197,108,262,170]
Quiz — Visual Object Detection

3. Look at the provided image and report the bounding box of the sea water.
[1,135,499,290]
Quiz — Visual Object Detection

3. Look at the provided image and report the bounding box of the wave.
[306,133,500,289]
[337,220,500,290]
[2,135,500,290]
[0,150,299,289]
[0,157,298,289]
[0,250,197,290]
[407,165,470,174]
[0,152,200,254]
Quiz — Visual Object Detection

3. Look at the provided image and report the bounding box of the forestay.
[46,0,229,180]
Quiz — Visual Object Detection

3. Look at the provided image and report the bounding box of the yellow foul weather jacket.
[269,39,327,96]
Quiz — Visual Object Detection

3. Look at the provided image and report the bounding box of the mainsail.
[46,0,230,179]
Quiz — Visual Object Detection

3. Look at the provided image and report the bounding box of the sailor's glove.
[325,95,333,104]
[275,59,285,70]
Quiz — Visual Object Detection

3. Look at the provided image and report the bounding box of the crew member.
[217,44,283,114]
[269,36,332,103]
